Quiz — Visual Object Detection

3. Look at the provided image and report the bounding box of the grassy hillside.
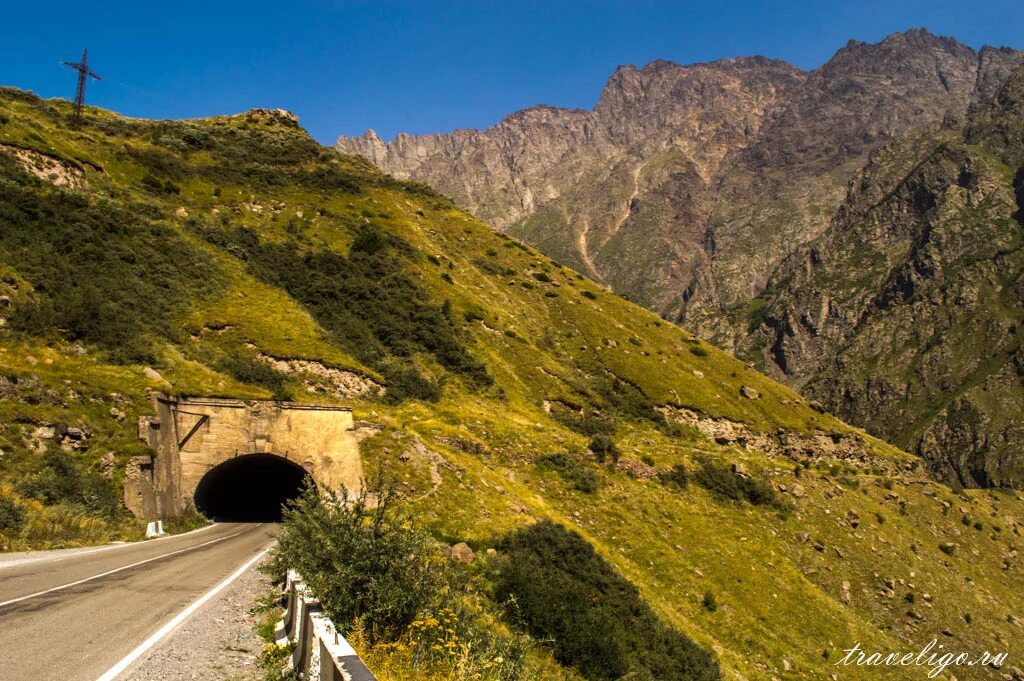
[1,89,1022,680]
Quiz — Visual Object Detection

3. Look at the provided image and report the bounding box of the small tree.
[268,478,442,643]
[588,434,620,464]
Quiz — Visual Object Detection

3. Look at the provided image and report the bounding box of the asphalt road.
[0,522,276,681]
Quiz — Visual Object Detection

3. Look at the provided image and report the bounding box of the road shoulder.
[120,555,271,681]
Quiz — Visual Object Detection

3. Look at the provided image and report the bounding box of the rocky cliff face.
[336,30,1024,487]
[743,65,1024,488]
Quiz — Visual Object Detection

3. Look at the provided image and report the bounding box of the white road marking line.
[0,531,243,608]
[0,523,220,572]
[95,546,272,681]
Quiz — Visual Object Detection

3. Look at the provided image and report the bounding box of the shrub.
[471,257,504,275]
[379,364,442,404]
[494,521,719,681]
[658,464,690,490]
[593,376,667,429]
[532,271,552,283]
[219,354,289,399]
[551,405,617,436]
[536,453,601,494]
[16,450,121,518]
[581,290,597,300]
[268,481,441,643]
[702,591,718,612]
[0,494,25,533]
[588,434,620,464]
[689,345,709,357]
[693,457,782,508]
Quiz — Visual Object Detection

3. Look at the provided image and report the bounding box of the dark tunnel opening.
[193,454,310,522]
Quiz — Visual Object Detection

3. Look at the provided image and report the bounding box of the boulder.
[450,542,474,564]
[143,367,166,383]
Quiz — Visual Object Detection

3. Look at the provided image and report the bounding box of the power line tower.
[62,49,101,127]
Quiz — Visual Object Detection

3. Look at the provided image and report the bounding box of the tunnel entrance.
[193,454,310,522]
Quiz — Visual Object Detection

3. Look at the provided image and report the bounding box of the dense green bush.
[658,464,690,489]
[536,453,601,493]
[588,434,620,464]
[378,363,443,404]
[693,457,781,508]
[594,376,667,428]
[16,450,121,518]
[269,482,442,643]
[218,354,290,400]
[494,521,719,681]
[0,494,25,533]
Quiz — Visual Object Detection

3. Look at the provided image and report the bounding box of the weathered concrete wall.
[124,394,361,520]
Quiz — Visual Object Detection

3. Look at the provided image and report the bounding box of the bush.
[693,457,782,508]
[494,521,719,681]
[593,376,668,430]
[219,354,289,399]
[379,364,442,404]
[658,464,690,490]
[0,494,25,533]
[702,591,718,612]
[689,345,709,357]
[551,405,617,437]
[269,481,442,643]
[537,453,601,494]
[16,450,122,518]
[588,435,620,464]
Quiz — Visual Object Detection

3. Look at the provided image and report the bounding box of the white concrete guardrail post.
[274,570,377,680]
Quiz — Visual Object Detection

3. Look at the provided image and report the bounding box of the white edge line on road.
[95,545,272,681]
[0,532,242,608]
[0,522,220,572]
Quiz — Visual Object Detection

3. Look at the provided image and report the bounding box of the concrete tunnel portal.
[126,395,364,522]
[193,453,310,522]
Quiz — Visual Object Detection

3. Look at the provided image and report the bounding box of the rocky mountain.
[337,30,1024,487]
[742,65,1024,488]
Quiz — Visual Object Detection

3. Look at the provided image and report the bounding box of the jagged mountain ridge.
[336,29,1024,486]
[337,30,1020,317]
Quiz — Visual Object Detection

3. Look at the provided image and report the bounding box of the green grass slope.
[0,89,1022,680]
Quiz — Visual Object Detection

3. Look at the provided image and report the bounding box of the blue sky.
[3,1,1022,144]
